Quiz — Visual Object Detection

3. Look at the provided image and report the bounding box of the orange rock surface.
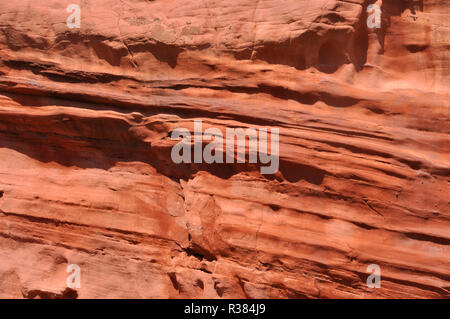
[0,0,449,298]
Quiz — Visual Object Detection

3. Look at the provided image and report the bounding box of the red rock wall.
[0,0,448,298]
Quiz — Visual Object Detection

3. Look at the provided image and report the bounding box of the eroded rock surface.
[0,0,449,298]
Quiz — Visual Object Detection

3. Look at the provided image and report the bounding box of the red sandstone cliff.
[0,0,449,298]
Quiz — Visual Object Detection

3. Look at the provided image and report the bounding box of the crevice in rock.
[405,44,428,53]
[213,281,225,297]
[403,232,450,246]
[22,287,78,299]
[179,244,217,262]
[318,39,349,73]
[168,272,181,292]
[195,279,204,290]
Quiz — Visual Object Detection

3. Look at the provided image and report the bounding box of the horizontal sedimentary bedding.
[0,0,449,298]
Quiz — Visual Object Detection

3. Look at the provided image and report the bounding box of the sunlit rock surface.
[0,0,448,298]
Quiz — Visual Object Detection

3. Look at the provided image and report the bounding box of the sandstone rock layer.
[0,0,449,298]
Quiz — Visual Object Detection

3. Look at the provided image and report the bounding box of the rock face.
[0,0,449,299]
